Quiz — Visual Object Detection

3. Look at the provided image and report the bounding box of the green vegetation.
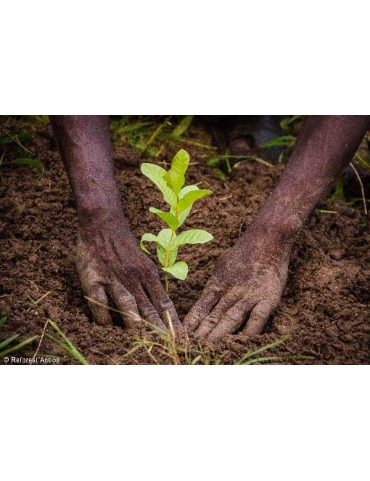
[0,116,44,178]
[119,318,313,365]
[0,314,88,365]
[44,319,89,365]
[110,115,209,158]
[0,316,38,358]
[206,116,303,178]
[207,153,273,179]
[140,149,213,290]
[234,336,313,365]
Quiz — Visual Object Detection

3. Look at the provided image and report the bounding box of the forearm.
[50,115,126,228]
[252,115,370,242]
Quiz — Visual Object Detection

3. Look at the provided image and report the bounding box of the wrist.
[77,202,128,232]
[242,207,303,258]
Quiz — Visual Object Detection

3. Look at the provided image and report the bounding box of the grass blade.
[235,336,289,365]
[0,335,38,357]
[47,319,89,365]
[0,334,20,351]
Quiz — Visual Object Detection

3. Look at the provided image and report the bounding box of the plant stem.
[163,229,176,292]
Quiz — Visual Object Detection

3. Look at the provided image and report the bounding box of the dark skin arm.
[184,115,370,342]
[51,115,180,330]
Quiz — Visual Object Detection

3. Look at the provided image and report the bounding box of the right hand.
[184,224,292,341]
[76,218,181,331]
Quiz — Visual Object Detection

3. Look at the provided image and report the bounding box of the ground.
[0,117,369,364]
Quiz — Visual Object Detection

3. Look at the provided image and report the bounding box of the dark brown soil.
[1,120,369,364]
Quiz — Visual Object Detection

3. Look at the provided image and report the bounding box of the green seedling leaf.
[355,152,370,170]
[168,248,178,267]
[177,189,212,213]
[0,316,8,327]
[177,185,200,226]
[177,206,192,227]
[330,177,345,201]
[280,115,303,131]
[207,154,255,166]
[157,246,165,266]
[141,163,177,207]
[9,157,44,175]
[175,229,213,248]
[157,228,175,249]
[164,149,190,195]
[260,135,295,149]
[141,230,176,252]
[207,155,223,166]
[172,149,190,175]
[162,261,189,280]
[179,184,199,198]
[141,162,166,181]
[158,245,178,267]
[112,120,152,135]
[140,233,159,253]
[149,207,180,230]
[214,168,227,180]
[171,116,193,139]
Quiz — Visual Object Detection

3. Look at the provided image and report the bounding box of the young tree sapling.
[140,149,213,291]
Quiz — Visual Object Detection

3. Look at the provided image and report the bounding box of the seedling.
[140,149,213,291]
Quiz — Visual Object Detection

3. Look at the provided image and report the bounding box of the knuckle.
[253,301,272,317]
[221,312,238,328]
[85,284,107,302]
[146,264,161,281]
[204,315,219,329]
[146,260,158,274]
[112,284,135,304]
[159,297,174,310]
[122,291,136,304]
[142,307,158,319]
[183,312,197,328]
[133,259,159,282]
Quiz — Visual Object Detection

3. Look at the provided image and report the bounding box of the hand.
[75,216,181,331]
[184,225,291,341]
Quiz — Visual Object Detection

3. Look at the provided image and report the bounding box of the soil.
[1,120,369,364]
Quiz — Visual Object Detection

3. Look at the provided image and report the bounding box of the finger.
[195,291,243,339]
[109,284,142,329]
[163,304,182,331]
[183,287,221,332]
[84,285,112,326]
[143,275,182,330]
[206,297,256,342]
[132,284,168,331]
[243,301,273,336]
